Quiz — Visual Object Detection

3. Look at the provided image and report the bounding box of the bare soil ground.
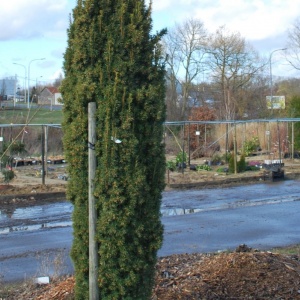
[0,166,67,196]
[1,158,300,299]
[1,156,300,196]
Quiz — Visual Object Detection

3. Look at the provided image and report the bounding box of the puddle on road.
[1,193,300,233]
[0,202,73,235]
[161,195,300,216]
[161,208,203,216]
[0,221,72,234]
[0,202,72,221]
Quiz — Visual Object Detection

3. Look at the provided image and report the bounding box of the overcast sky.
[0,0,299,87]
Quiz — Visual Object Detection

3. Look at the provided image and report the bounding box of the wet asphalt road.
[1,179,300,282]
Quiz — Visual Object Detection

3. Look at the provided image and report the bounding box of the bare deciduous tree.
[286,18,300,70]
[238,74,270,119]
[163,19,208,120]
[208,26,262,120]
[53,73,64,88]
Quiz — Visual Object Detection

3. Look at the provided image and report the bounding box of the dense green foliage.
[61,0,166,299]
[228,154,235,173]
[237,154,246,173]
[288,95,300,150]
[242,136,260,156]
[196,164,212,171]
[5,141,26,156]
[175,151,187,165]
[166,160,176,171]
[1,169,15,183]
[228,153,246,173]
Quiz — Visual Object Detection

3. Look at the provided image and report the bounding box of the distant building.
[0,77,17,98]
[38,87,63,106]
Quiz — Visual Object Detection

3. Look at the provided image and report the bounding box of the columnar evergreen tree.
[288,95,300,150]
[61,0,166,299]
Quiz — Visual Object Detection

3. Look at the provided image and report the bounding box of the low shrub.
[246,165,261,171]
[1,169,15,184]
[237,154,246,173]
[211,154,223,165]
[176,151,187,165]
[243,136,260,156]
[216,167,228,173]
[166,160,176,172]
[196,165,212,171]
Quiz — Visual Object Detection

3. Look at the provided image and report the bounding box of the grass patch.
[0,107,63,124]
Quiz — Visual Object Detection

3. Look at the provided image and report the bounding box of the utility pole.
[27,58,45,109]
[88,102,99,300]
[13,62,27,105]
[269,48,287,116]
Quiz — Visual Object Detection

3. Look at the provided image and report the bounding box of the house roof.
[41,86,60,94]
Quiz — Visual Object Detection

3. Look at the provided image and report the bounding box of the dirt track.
[1,157,300,197]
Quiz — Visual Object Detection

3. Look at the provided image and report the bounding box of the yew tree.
[61,0,166,299]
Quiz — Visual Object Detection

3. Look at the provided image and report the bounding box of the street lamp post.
[269,48,287,116]
[35,76,43,104]
[13,63,27,105]
[27,58,45,109]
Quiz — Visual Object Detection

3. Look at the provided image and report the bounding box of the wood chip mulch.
[153,249,300,299]
[7,246,300,300]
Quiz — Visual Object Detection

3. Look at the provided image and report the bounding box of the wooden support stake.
[88,102,99,300]
[41,125,45,185]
